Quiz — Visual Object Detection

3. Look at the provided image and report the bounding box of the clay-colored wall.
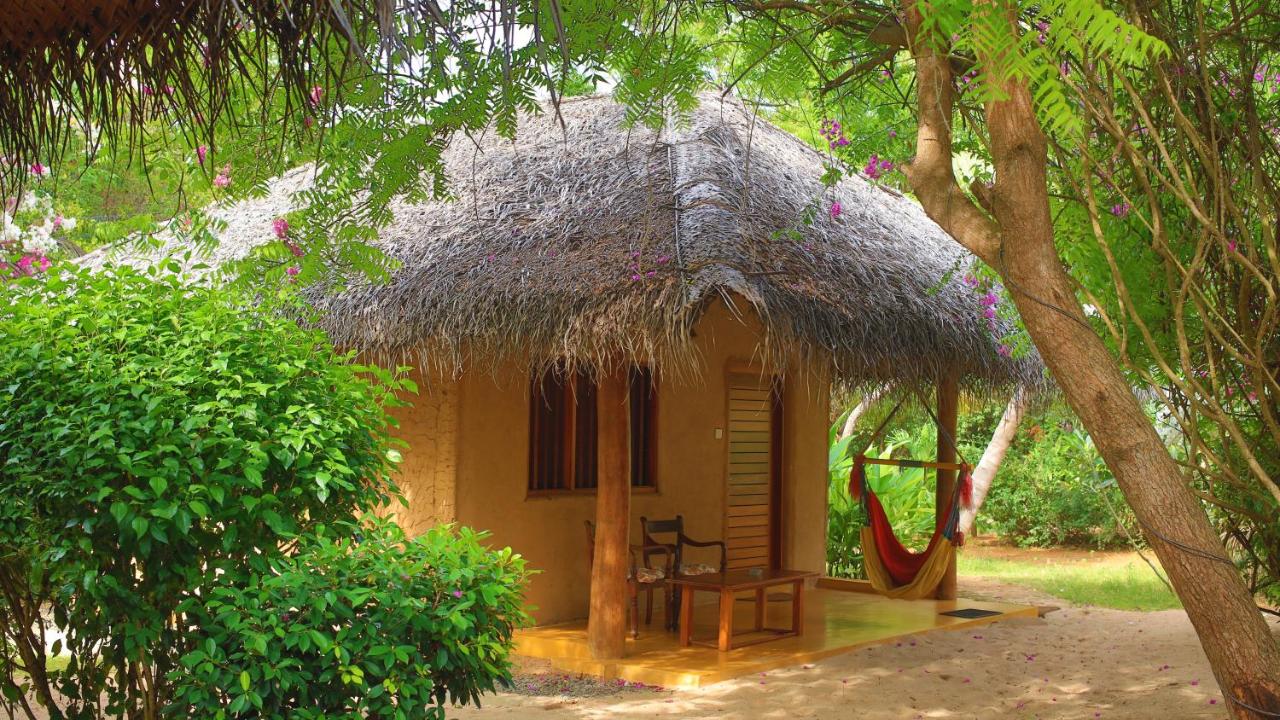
[781,371,830,572]
[384,370,458,535]
[450,299,831,625]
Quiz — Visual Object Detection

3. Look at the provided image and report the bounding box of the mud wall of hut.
[448,298,829,625]
[383,370,459,535]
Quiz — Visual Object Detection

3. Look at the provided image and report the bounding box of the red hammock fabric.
[864,490,956,586]
[849,456,968,586]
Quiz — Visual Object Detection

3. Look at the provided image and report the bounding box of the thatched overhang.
[0,0,374,189]
[84,94,1043,391]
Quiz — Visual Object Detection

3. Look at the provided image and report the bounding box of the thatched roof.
[84,93,1043,390]
[0,0,376,190]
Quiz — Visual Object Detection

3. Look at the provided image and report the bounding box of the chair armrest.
[679,536,728,572]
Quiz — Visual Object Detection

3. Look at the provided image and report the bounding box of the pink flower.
[303,116,314,129]
[997,345,1012,357]
[52,215,63,230]
[285,265,300,276]
[830,201,843,219]
[310,85,324,106]
[864,154,894,179]
[196,145,207,166]
[213,163,232,188]
[273,217,289,239]
[37,256,51,272]
[1110,202,1130,218]
[142,85,154,96]
[29,162,46,177]
[1227,239,1238,252]
[452,589,464,598]
[656,255,670,264]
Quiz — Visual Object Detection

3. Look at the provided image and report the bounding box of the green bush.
[0,265,472,719]
[965,405,1138,549]
[171,519,528,719]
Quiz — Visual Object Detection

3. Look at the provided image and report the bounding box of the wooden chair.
[584,521,673,639]
[640,515,726,630]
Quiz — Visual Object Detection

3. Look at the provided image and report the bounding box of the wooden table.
[668,568,818,651]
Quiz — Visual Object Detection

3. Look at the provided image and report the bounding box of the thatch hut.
[86,93,1040,659]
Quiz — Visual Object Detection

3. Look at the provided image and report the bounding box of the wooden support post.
[935,373,960,600]
[587,370,630,660]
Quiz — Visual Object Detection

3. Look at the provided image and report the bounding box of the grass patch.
[959,554,1181,611]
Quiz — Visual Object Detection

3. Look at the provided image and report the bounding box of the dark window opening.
[629,366,657,489]
[528,364,657,493]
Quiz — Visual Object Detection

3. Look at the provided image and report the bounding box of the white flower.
[21,224,56,254]
[1,214,20,245]
[60,216,77,231]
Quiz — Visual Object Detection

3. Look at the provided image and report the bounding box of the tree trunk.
[587,371,631,660]
[901,4,1280,715]
[839,385,890,440]
[958,389,1027,536]
[935,374,959,600]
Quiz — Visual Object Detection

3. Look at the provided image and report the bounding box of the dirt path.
[453,575,1280,720]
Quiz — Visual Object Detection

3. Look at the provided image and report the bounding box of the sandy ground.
[452,574,1280,720]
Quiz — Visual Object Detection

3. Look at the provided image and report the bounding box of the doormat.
[939,608,1003,619]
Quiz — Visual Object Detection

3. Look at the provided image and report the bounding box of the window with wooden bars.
[629,366,657,489]
[527,365,657,494]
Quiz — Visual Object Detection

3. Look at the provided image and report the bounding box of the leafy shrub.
[963,404,1138,549]
[171,519,528,719]
[0,265,413,718]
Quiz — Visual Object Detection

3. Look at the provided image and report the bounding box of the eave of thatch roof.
[0,0,374,191]
[83,93,1044,392]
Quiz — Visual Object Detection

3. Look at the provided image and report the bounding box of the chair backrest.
[640,515,683,546]
[640,515,684,566]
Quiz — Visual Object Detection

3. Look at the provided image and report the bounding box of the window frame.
[526,364,658,497]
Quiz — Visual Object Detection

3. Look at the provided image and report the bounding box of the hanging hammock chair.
[842,393,974,599]
[848,455,972,599]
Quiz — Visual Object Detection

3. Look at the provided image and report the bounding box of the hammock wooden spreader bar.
[858,457,967,472]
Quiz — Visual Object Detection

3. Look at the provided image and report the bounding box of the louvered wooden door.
[725,374,781,571]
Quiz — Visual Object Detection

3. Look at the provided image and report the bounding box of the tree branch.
[900,1,1002,264]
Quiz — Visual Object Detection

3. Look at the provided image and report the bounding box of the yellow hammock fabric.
[860,527,956,600]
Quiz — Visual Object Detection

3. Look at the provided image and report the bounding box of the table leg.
[792,579,805,636]
[718,590,734,652]
[679,587,694,647]
[754,587,765,631]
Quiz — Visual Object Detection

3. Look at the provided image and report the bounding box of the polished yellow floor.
[514,581,1037,687]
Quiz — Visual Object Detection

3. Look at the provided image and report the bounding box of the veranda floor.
[514,580,1038,687]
